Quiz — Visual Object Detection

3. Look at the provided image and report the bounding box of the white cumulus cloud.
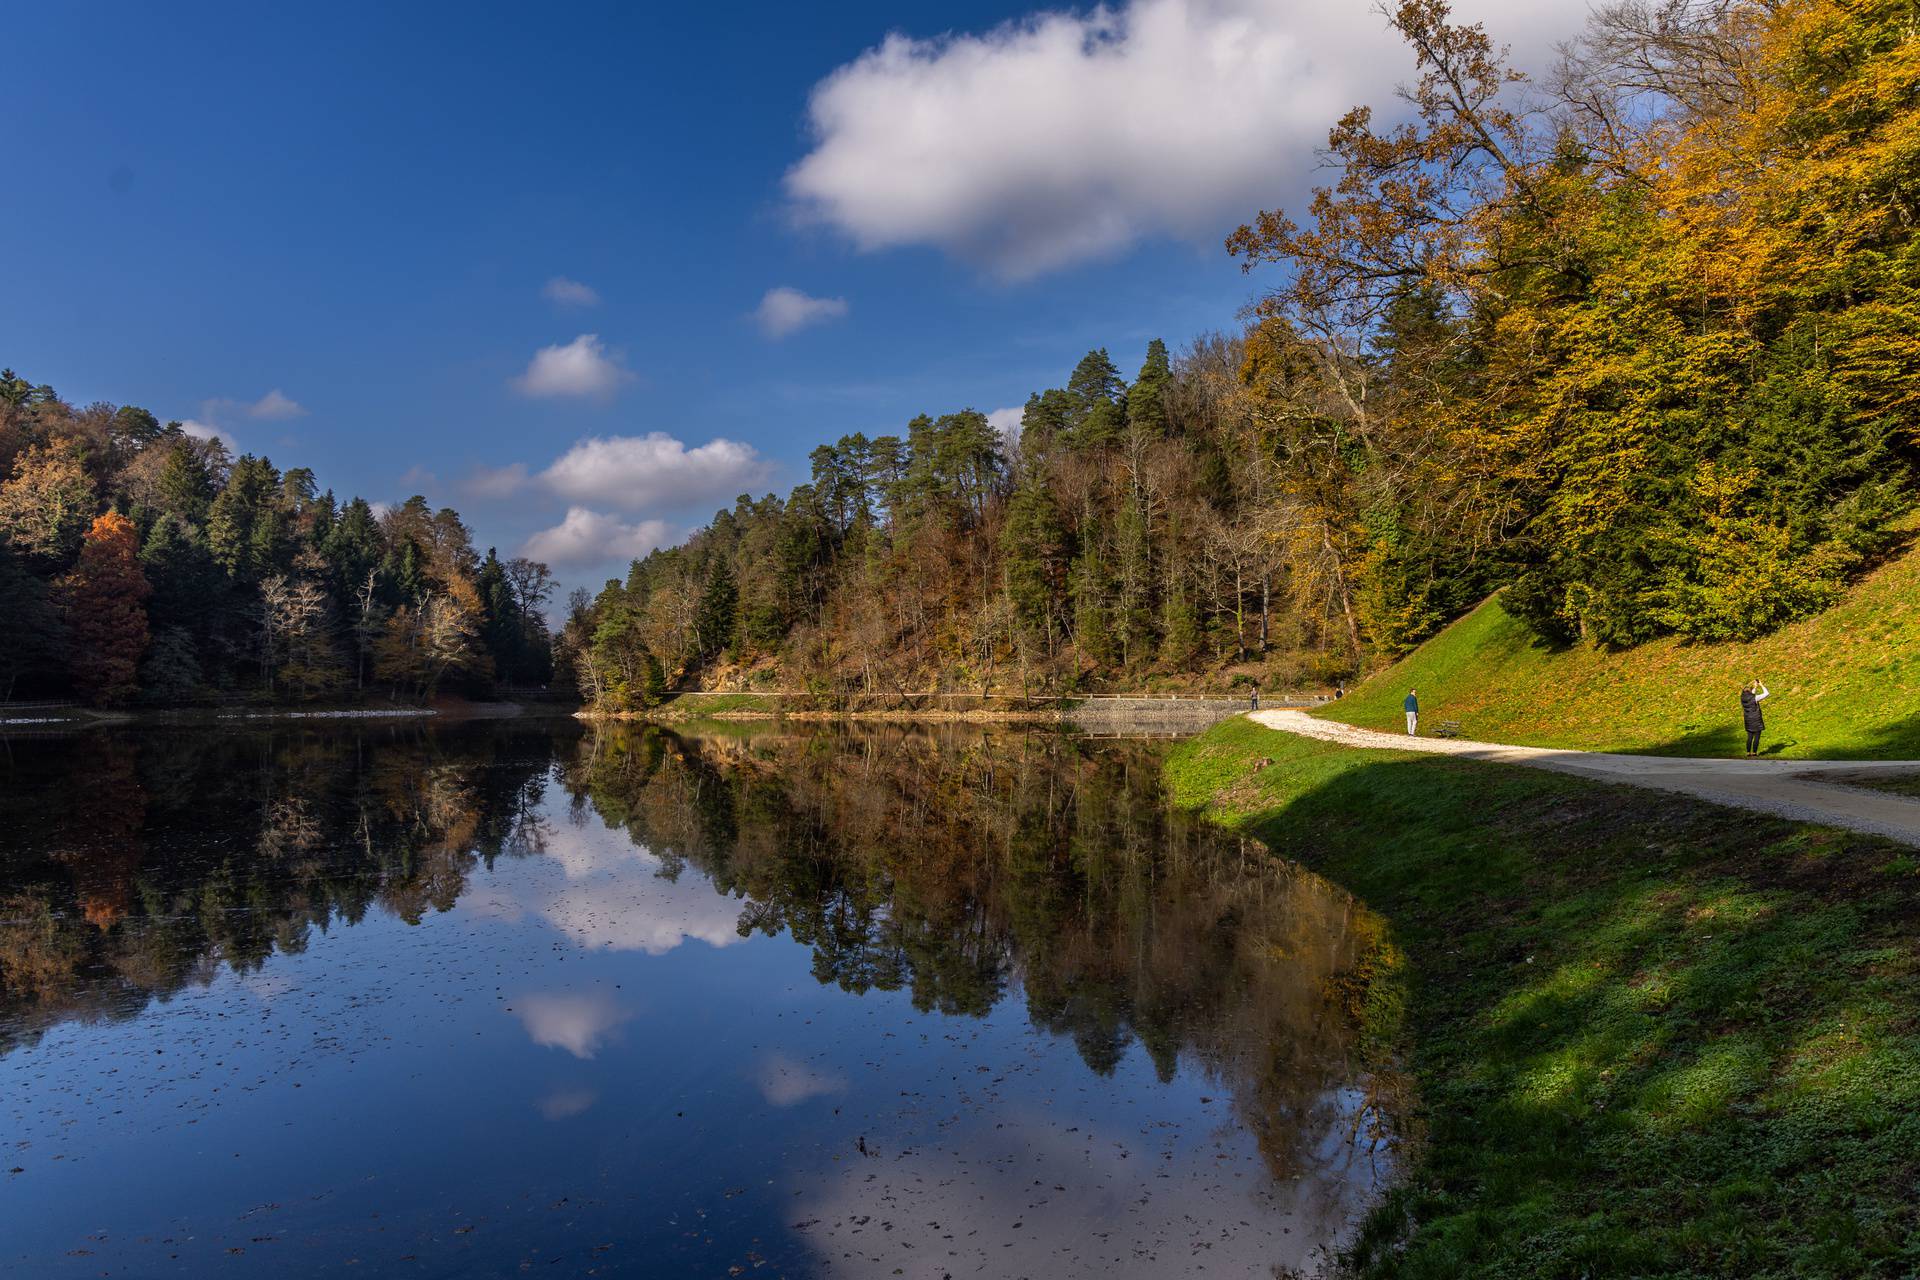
[755,286,850,339]
[986,406,1024,447]
[464,462,528,498]
[513,333,635,399]
[539,433,770,511]
[490,432,768,568]
[522,507,674,567]
[178,418,237,448]
[246,388,305,419]
[785,0,1572,279]
[543,276,601,307]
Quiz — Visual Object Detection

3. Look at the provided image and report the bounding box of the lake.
[0,720,1398,1277]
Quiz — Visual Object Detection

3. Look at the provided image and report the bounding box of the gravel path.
[1248,709,1920,848]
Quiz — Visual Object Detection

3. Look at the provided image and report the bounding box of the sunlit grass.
[1166,716,1920,1278]
[1323,534,1920,758]
[650,692,777,717]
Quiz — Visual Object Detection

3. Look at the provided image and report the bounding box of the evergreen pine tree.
[1001,474,1067,655]
[155,441,216,525]
[1071,541,1113,667]
[1126,339,1171,437]
[694,560,738,663]
[1065,349,1127,448]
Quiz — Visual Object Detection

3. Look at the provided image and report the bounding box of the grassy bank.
[579,692,781,721]
[1324,536,1920,758]
[1167,716,1920,1278]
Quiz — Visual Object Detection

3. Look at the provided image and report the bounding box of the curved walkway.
[1248,709,1920,848]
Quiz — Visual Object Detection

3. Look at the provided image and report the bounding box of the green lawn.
[1325,539,1920,759]
[649,692,778,718]
[1166,716,1920,1279]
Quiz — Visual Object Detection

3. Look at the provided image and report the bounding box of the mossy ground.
[1166,716,1920,1279]
[1325,537,1920,759]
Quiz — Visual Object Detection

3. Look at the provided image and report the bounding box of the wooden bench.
[1435,720,1464,739]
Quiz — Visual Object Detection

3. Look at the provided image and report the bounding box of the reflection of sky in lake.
[462,818,748,955]
[0,734,1393,1278]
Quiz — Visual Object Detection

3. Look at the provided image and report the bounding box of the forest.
[6,1,1914,711]
[563,0,1920,709]
[0,372,554,705]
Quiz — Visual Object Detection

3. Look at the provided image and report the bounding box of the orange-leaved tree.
[58,512,152,705]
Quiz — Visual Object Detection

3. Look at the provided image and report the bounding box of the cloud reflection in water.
[471,820,747,957]
[511,991,631,1059]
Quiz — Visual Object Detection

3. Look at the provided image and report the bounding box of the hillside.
[1325,536,1920,760]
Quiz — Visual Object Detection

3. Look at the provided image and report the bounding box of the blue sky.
[1,0,1572,591]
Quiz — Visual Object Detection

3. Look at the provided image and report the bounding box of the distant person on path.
[1741,679,1771,757]
[1249,681,1259,712]
[1404,689,1419,736]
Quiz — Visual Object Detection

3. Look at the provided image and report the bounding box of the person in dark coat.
[1740,679,1771,757]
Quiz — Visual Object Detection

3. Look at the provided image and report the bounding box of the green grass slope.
[1167,718,1920,1279]
[1326,540,1920,758]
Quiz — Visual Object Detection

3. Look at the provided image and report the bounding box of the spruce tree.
[156,441,216,525]
[477,548,518,684]
[694,560,738,663]
[1126,339,1171,437]
[1001,475,1067,654]
[1065,349,1126,447]
[1071,541,1113,667]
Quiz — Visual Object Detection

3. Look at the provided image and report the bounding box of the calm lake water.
[0,720,1396,1278]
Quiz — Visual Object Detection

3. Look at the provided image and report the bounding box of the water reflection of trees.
[563,723,1400,1187]
[0,724,561,1055]
[3,720,1396,1190]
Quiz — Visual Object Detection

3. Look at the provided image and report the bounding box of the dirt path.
[1249,709,1920,848]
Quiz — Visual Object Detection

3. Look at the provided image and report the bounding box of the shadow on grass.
[1634,710,1920,762]
[1176,726,1920,1278]
[1634,723,1745,758]
[1832,710,1920,761]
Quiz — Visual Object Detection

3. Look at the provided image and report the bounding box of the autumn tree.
[0,443,97,568]
[58,512,151,705]
[0,366,552,706]
[261,559,346,699]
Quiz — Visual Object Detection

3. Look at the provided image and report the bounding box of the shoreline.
[0,701,584,730]
[1166,715,1920,1277]
[577,707,1066,724]
[574,692,1300,729]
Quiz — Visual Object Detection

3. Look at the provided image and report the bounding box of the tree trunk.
[1322,529,1362,653]
[1233,566,1246,661]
